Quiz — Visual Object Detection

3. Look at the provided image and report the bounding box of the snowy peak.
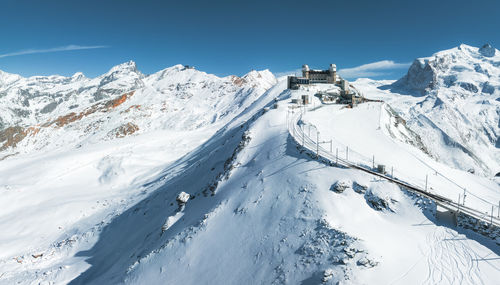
[394,58,437,92]
[394,43,500,95]
[146,65,276,92]
[432,43,499,61]
[104,60,141,76]
[456,43,498,59]
[226,69,277,91]
[145,64,218,85]
[240,69,277,89]
[71,72,86,81]
[367,44,500,176]
[99,60,144,84]
[97,60,144,90]
[0,69,22,86]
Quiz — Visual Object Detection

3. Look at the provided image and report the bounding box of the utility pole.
[302,125,304,147]
[463,188,466,206]
[491,205,494,226]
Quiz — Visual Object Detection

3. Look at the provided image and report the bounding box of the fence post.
[346,146,349,161]
[301,125,304,147]
[457,194,461,214]
[372,155,375,170]
[336,148,338,166]
[330,139,332,153]
[425,175,428,192]
[463,188,466,206]
[316,131,319,159]
[308,125,311,137]
[491,205,494,226]
[391,167,393,178]
[498,201,500,218]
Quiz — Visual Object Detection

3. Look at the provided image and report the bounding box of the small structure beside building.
[290,95,311,105]
[377,164,386,174]
[317,79,366,107]
[340,78,349,94]
[301,95,310,105]
[435,205,458,226]
[287,76,310,90]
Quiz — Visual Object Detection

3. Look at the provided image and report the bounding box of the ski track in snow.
[423,228,484,285]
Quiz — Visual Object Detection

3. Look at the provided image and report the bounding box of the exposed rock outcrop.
[479,43,496,57]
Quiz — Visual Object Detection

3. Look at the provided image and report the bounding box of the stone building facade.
[287,64,337,89]
[302,64,337,84]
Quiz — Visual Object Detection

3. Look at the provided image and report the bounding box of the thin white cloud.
[338,60,411,78]
[0,45,108,59]
[274,69,301,78]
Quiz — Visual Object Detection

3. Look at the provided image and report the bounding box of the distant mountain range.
[0,62,276,158]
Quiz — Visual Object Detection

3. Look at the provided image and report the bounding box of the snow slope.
[0,54,499,284]
[0,64,278,282]
[301,101,499,215]
[121,88,499,285]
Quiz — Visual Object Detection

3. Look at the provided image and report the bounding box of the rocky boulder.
[479,44,496,57]
[330,180,351,193]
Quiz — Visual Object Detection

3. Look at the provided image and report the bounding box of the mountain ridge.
[0,62,277,158]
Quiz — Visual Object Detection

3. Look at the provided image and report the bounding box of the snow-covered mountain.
[0,47,499,285]
[355,44,500,176]
[0,62,276,157]
[0,63,282,283]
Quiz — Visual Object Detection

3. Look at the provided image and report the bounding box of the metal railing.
[287,107,500,228]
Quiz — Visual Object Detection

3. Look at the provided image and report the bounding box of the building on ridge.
[287,64,337,89]
[302,64,337,84]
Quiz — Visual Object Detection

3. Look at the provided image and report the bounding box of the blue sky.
[1,0,499,80]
